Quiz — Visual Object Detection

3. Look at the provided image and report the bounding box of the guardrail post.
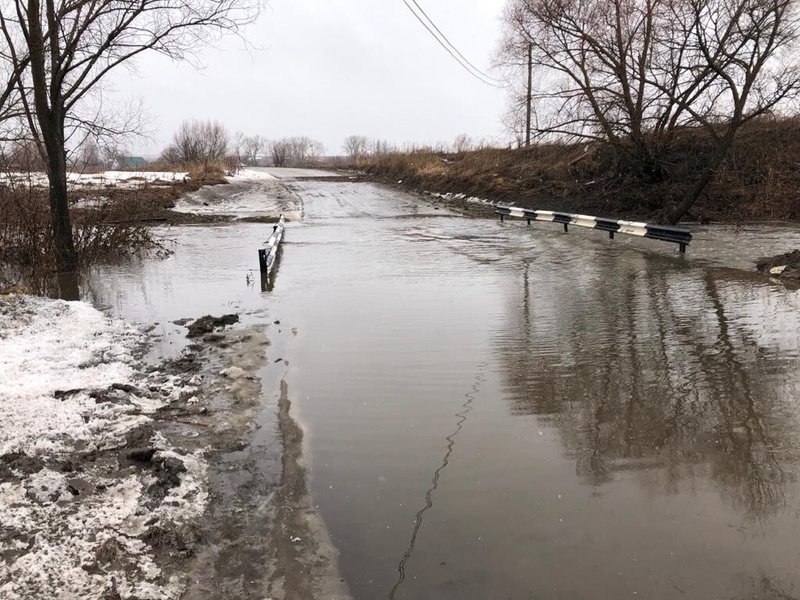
[679,243,686,254]
[563,223,569,232]
[609,231,615,239]
[500,213,505,223]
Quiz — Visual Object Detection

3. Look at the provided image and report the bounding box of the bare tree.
[3,137,44,170]
[497,0,800,221]
[269,138,290,166]
[287,136,324,165]
[73,137,103,171]
[242,134,264,166]
[660,0,800,221]
[452,133,474,153]
[343,135,370,162]
[231,130,246,166]
[269,136,325,167]
[372,139,394,155]
[161,120,229,170]
[498,0,669,177]
[0,0,261,275]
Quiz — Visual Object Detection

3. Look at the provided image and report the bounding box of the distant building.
[112,156,148,170]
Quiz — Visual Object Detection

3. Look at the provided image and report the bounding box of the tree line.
[495,0,800,222]
[157,120,326,169]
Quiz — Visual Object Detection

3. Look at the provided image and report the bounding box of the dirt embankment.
[357,118,800,225]
[68,176,233,226]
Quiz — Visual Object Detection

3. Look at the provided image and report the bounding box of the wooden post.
[526,42,532,147]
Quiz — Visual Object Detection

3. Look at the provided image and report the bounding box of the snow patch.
[230,167,277,181]
[0,295,142,455]
[0,170,188,190]
[0,295,209,600]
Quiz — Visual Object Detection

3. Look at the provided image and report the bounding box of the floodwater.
[85,173,800,600]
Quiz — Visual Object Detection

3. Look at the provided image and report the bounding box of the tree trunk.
[47,143,78,274]
[27,0,78,276]
[667,132,735,224]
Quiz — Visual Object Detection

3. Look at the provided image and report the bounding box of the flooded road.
[86,172,800,599]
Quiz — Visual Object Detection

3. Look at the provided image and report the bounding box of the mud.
[757,248,800,280]
[154,320,348,600]
[1,309,341,598]
[184,313,240,338]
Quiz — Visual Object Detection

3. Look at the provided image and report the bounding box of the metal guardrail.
[496,206,692,253]
[258,215,285,276]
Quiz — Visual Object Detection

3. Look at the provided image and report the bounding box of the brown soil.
[69,176,233,225]
[185,313,239,338]
[357,117,800,224]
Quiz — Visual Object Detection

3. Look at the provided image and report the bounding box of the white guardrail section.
[258,214,285,275]
[496,206,692,253]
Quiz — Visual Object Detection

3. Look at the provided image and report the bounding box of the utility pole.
[525,41,532,147]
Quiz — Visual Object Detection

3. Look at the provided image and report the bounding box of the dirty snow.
[230,167,277,181]
[426,190,496,206]
[0,295,208,600]
[0,170,188,190]
[173,168,302,219]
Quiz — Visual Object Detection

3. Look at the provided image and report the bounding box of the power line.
[398,0,505,88]
[408,0,500,83]
[400,0,502,87]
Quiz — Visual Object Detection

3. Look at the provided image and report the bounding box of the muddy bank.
[69,176,234,226]
[172,172,304,222]
[161,319,347,599]
[356,118,800,224]
[757,249,800,281]
[0,292,347,599]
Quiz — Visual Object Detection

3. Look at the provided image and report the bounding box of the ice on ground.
[231,167,277,181]
[0,295,208,600]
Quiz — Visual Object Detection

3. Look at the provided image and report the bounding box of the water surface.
[85,178,800,600]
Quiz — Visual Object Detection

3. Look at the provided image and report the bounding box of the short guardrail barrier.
[496,205,692,253]
[258,215,285,277]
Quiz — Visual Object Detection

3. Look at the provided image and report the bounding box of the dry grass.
[186,161,229,184]
[0,184,173,280]
[360,118,800,223]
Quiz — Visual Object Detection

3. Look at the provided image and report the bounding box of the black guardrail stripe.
[495,205,692,249]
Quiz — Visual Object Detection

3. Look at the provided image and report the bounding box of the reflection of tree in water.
[495,250,800,520]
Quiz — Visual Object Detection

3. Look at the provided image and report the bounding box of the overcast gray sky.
[117,0,508,157]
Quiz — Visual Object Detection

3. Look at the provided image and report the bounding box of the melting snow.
[0,170,188,190]
[0,295,207,599]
